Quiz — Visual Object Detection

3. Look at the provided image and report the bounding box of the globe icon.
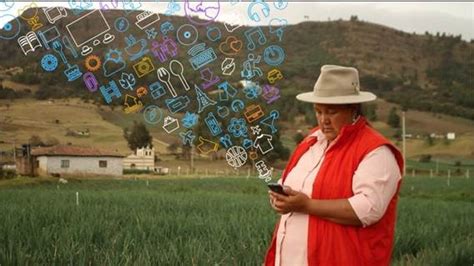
[226,146,247,169]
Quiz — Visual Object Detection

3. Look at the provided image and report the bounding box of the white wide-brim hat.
[296,65,377,104]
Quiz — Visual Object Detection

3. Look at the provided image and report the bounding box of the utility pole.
[190,144,194,174]
[402,111,406,175]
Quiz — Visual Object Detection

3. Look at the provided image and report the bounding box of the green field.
[0,176,473,265]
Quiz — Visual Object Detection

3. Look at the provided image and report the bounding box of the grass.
[0,176,472,265]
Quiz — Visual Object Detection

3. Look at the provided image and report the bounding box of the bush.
[419,154,432,163]
[0,168,16,179]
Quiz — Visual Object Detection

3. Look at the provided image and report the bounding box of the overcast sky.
[1,1,473,40]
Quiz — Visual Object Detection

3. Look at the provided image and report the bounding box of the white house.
[123,146,155,170]
[446,132,456,140]
[30,145,123,177]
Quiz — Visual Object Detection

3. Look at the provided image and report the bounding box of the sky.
[1,1,473,40]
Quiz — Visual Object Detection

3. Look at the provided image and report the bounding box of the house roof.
[31,145,124,158]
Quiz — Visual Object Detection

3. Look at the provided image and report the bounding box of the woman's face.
[314,104,355,141]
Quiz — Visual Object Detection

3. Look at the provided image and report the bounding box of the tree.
[293,132,304,144]
[123,121,153,151]
[29,135,43,147]
[387,107,400,128]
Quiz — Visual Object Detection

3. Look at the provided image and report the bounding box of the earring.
[352,113,358,123]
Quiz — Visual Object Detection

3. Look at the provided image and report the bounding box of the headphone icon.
[248,0,270,22]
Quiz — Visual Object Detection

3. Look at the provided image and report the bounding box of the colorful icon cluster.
[4,0,289,181]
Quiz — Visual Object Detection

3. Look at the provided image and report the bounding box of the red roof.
[31,145,123,158]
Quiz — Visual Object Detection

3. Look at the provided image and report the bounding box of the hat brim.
[296,91,377,104]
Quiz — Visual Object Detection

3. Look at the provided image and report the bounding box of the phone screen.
[267,183,288,196]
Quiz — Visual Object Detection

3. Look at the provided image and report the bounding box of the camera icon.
[133,56,155,78]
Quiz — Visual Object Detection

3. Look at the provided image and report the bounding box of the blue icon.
[244,26,267,51]
[114,17,130,32]
[143,105,163,125]
[220,134,232,149]
[231,99,244,113]
[118,72,136,91]
[166,95,190,113]
[195,84,216,113]
[241,53,263,79]
[0,15,20,40]
[100,80,122,104]
[204,112,222,136]
[149,81,166,99]
[160,21,175,35]
[242,139,253,150]
[124,35,149,61]
[38,26,61,50]
[269,18,288,41]
[68,0,93,15]
[206,25,221,42]
[145,27,158,39]
[228,118,248,138]
[217,81,237,101]
[260,110,279,134]
[179,130,195,145]
[243,84,262,99]
[103,49,126,77]
[165,0,180,16]
[274,0,288,10]
[41,54,59,72]
[122,0,142,15]
[182,112,199,128]
[264,45,285,66]
[217,106,229,118]
[188,43,217,70]
[248,0,270,22]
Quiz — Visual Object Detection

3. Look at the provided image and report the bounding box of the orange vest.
[265,117,404,266]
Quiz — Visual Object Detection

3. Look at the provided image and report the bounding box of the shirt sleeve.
[347,145,402,227]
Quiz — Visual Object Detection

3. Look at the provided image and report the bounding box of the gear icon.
[85,55,102,72]
[41,54,59,72]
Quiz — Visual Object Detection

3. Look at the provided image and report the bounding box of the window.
[61,160,70,168]
[99,160,107,168]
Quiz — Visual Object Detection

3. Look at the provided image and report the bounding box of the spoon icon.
[169,60,190,91]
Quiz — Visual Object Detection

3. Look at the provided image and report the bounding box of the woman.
[265,65,404,266]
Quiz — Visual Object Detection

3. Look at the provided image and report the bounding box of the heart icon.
[219,36,242,56]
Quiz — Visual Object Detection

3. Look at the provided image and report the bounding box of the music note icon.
[244,26,267,51]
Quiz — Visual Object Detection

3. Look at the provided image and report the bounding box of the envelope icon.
[163,116,179,133]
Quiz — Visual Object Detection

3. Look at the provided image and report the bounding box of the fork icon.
[157,67,177,98]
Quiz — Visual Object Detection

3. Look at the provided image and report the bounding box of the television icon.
[66,10,114,56]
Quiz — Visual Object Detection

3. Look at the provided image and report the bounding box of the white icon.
[250,125,262,136]
[224,13,243,33]
[254,134,274,155]
[135,11,160,30]
[221,58,236,76]
[226,146,248,169]
[255,160,272,182]
[66,10,114,56]
[18,31,42,55]
[163,116,180,133]
[43,7,68,24]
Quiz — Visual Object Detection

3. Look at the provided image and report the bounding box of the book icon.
[18,31,42,55]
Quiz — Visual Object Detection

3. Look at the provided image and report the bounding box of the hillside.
[0,8,472,120]
[1,98,473,162]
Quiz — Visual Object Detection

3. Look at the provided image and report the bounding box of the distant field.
[0,176,472,265]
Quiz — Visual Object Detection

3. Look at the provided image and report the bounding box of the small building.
[446,132,456,140]
[16,145,123,177]
[123,146,155,171]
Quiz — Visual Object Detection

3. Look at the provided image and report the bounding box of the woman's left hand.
[269,186,310,215]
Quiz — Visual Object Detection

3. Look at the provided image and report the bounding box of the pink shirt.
[275,129,401,266]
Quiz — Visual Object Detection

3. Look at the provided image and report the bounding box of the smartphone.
[267,182,288,196]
